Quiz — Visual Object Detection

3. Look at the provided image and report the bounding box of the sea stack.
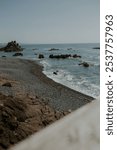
[0,41,23,52]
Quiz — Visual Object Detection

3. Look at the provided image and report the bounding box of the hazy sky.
[0,0,99,44]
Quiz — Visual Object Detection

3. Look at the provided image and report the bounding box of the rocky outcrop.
[38,54,44,59]
[0,41,23,52]
[79,62,89,67]
[49,54,71,59]
[73,54,81,58]
[53,70,59,75]
[13,53,23,57]
[49,54,81,59]
[1,56,6,58]
[48,48,59,51]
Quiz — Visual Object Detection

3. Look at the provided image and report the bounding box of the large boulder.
[0,41,23,52]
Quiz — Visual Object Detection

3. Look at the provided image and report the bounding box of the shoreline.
[0,42,100,99]
[0,58,94,111]
[0,57,94,149]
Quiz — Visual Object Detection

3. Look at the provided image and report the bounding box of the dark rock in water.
[0,41,23,52]
[2,56,6,57]
[53,72,58,75]
[49,54,54,58]
[72,54,81,58]
[48,48,59,51]
[49,54,71,59]
[2,82,12,87]
[67,48,72,50]
[38,54,44,59]
[79,62,89,67]
[13,53,23,57]
[32,48,38,50]
[53,70,59,75]
[49,54,81,59]
[93,47,100,49]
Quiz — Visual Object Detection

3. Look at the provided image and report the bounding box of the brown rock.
[2,82,12,87]
[0,93,68,150]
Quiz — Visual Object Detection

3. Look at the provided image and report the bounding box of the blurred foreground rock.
[0,93,67,150]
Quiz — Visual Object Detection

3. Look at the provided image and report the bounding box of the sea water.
[0,43,100,98]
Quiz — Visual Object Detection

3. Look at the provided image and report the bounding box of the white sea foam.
[42,65,99,98]
[40,60,52,68]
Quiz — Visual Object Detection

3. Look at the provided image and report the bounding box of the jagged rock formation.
[0,41,23,52]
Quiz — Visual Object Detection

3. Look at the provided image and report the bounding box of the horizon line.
[20,42,100,45]
[0,42,100,45]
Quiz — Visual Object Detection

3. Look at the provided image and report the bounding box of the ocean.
[0,43,100,98]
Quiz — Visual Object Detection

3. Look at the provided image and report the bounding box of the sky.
[0,0,100,44]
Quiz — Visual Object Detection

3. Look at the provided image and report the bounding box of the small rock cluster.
[49,54,81,59]
[48,48,59,51]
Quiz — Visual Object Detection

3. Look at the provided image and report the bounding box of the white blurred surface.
[10,100,99,150]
